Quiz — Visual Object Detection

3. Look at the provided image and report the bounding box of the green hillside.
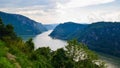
[0,18,105,68]
[50,22,120,57]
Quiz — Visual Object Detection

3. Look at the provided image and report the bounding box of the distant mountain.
[0,11,47,35]
[44,24,58,30]
[49,22,88,40]
[50,22,120,57]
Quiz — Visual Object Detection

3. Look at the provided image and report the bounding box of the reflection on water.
[33,30,67,50]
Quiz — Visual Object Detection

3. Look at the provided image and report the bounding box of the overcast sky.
[0,0,120,24]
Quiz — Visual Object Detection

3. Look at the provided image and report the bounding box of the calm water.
[21,30,120,68]
[33,30,67,50]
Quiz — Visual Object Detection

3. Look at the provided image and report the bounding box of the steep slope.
[77,22,120,57]
[49,22,88,40]
[0,11,47,35]
[50,22,120,57]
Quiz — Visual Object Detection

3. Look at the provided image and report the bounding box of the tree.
[25,38,34,51]
[0,18,17,40]
[30,47,53,68]
[35,47,51,59]
[51,48,73,68]
[66,39,87,61]
[0,18,4,28]
[5,24,16,38]
[65,40,106,68]
[0,18,5,39]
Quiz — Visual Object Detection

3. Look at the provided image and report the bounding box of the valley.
[20,30,120,68]
[0,0,120,68]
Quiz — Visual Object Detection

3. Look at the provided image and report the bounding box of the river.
[21,30,120,68]
[33,30,67,50]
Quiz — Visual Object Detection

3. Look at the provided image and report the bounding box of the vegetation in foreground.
[0,18,106,68]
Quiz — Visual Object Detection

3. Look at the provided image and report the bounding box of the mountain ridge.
[50,22,120,57]
[0,11,47,35]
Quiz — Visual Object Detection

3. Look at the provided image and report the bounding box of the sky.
[0,0,120,24]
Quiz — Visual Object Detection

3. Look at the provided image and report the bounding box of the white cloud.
[0,0,119,24]
[87,10,120,23]
[57,0,115,9]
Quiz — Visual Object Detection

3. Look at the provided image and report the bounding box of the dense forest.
[50,22,120,57]
[0,18,106,68]
[49,22,88,40]
[0,11,47,35]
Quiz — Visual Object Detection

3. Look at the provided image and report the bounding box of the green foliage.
[25,38,34,51]
[0,18,5,38]
[0,18,4,28]
[50,40,106,68]
[30,47,53,68]
[65,40,105,68]
[66,39,98,61]
[0,18,17,40]
[0,41,16,68]
[32,55,53,68]
[34,47,51,59]
[50,22,120,57]
[0,41,7,57]
[0,57,16,68]
[0,18,106,68]
[5,24,16,38]
[51,48,70,68]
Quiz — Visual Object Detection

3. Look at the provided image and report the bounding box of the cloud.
[57,0,115,9]
[0,0,119,24]
[0,0,71,24]
[87,10,120,23]
[0,0,69,9]
[0,0,51,7]
[0,6,58,24]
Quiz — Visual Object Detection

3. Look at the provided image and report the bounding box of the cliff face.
[0,11,47,35]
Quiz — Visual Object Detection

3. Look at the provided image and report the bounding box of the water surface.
[21,30,120,68]
[33,30,67,50]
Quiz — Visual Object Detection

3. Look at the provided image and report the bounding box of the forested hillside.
[0,11,47,35]
[50,22,120,57]
[0,18,105,68]
[49,22,88,40]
